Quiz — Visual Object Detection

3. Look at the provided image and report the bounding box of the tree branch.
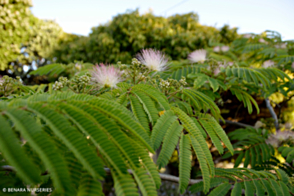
[104,167,202,185]
[219,119,254,128]
[2,165,202,185]
[265,98,279,130]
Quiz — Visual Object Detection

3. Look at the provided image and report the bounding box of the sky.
[31,0,294,40]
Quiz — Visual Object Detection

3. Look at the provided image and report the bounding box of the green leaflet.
[132,90,159,125]
[193,75,208,89]
[279,182,291,196]
[269,178,284,196]
[132,84,170,110]
[117,92,128,106]
[151,110,178,150]
[111,168,139,196]
[244,149,250,168]
[157,121,183,169]
[199,119,224,154]
[189,135,211,194]
[129,94,150,131]
[275,169,290,184]
[231,182,242,196]
[252,179,264,196]
[64,153,83,192]
[131,138,161,189]
[211,118,234,154]
[192,118,208,138]
[179,133,192,194]
[172,106,215,174]
[208,78,220,92]
[279,147,294,164]
[0,115,41,185]
[208,183,231,196]
[172,106,215,178]
[170,65,202,81]
[226,67,270,88]
[244,181,254,196]
[234,152,244,168]
[77,173,104,196]
[230,87,260,114]
[172,101,193,115]
[260,179,275,196]
[250,148,256,168]
[132,167,158,196]
[183,89,221,119]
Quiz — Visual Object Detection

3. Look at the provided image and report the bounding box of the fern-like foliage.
[190,168,293,196]
[162,62,204,81]
[221,127,294,178]
[30,63,66,77]
[223,128,274,168]
[0,92,159,195]
[225,67,290,88]
[0,77,236,195]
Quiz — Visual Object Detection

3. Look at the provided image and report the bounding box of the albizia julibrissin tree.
[1,35,294,195]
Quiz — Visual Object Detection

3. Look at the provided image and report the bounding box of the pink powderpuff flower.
[136,49,168,71]
[91,64,122,88]
[285,122,292,130]
[262,60,275,68]
[266,130,294,148]
[214,68,221,76]
[259,38,266,43]
[243,34,251,38]
[214,63,227,76]
[188,49,206,63]
[228,62,234,66]
[213,46,220,52]
[0,76,3,86]
[275,43,287,49]
[221,46,230,52]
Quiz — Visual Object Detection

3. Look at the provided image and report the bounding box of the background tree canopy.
[0,0,64,79]
[51,10,239,64]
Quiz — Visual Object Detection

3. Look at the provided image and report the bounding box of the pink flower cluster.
[136,49,168,71]
[188,49,206,63]
[266,130,294,148]
[262,60,275,68]
[91,64,122,88]
[213,46,230,53]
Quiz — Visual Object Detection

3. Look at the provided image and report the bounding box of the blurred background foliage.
[0,0,64,82]
[0,0,66,73]
[0,1,238,82]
